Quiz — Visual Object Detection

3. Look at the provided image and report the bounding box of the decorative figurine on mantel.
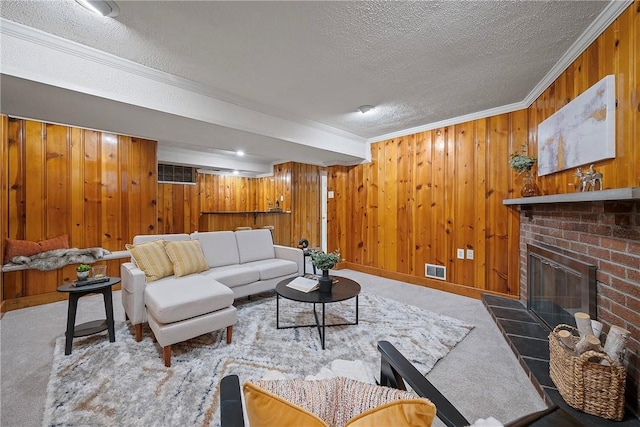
[574,164,603,192]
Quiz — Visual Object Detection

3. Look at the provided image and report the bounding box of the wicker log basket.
[549,324,626,421]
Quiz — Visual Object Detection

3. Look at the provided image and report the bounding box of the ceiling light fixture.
[357,105,375,114]
[75,0,120,17]
[232,170,240,175]
[236,150,245,157]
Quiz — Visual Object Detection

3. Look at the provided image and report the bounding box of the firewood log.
[574,312,594,338]
[575,334,601,355]
[602,325,630,366]
[557,330,575,350]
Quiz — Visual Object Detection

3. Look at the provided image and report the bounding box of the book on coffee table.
[286,276,319,293]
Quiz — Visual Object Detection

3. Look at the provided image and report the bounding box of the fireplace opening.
[527,243,596,330]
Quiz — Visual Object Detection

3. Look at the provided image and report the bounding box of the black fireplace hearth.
[482,293,637,426]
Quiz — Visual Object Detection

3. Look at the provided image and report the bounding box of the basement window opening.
[158,164,196,185]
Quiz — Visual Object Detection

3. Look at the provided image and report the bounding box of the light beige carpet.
[42,292,473,426]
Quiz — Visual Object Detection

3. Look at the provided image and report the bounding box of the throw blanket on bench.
[4,247,111,271]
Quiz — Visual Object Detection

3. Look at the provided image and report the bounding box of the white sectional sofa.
[121,229,303,341]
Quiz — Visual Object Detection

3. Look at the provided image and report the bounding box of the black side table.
[57,277,120,355]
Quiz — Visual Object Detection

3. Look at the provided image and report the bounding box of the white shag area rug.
[43,292,473,426]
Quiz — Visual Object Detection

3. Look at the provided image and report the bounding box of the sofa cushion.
[242,259,298,280]
[164,240,209,277]
[145,276,233,324]
[191,231,240,268]
[199,264,260,288]
[235,229,275,264]
[133,234,190,245]
[126,239,174,282]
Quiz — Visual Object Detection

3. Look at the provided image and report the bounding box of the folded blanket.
[6,247,111,271]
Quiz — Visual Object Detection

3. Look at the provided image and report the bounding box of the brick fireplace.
[518,200,640,417]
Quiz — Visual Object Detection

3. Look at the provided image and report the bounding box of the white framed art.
[537,74,615,176]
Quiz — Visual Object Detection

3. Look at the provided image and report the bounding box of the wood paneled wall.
[327,1,639,298]
[2,117,158,309]
[189,162,323,248]
[328,114,522,297]
[290,162,322,249]
[198,174,258,213]
[158,182,199,234]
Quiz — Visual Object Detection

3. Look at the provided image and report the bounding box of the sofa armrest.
[120,262,148,326]
[220,375,245,427]
[274,245,304,275]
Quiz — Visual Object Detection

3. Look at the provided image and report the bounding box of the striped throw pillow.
[164,240,209,277]
[125,239,173,282]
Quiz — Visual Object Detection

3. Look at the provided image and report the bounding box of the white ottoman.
[145,276,236,367]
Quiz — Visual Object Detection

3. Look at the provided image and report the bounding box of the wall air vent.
[158,164,196,184]
[425,263,446,280]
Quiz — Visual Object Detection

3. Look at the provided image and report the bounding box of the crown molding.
[368,101,527,143]
[0,18,366,144]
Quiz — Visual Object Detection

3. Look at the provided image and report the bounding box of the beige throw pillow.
[125,239,173,282]
[164,240,209,277]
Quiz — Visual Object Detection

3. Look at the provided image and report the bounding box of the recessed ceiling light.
[75,0,120,17]
[232,170,240,175]
[236,150,245,157]
[357,105,375,114]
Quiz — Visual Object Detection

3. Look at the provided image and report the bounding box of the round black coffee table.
[275,276,360,349]
[57,277,120,355]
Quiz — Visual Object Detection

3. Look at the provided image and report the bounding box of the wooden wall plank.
[431,129,447,270]
[45,124,70,239]
[83,131,101,248]
[100,133,120,250]
[414,131,431,272]
[474,119,487,290]
[69,128,84,247]
[454,122,474,285]
[24,121,45,241]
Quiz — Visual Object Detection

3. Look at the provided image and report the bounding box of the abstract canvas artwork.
[537,74,615,176]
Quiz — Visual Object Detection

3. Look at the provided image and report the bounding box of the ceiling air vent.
[425,263,446,281]
[158,164,196,184]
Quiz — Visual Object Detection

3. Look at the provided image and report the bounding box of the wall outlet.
[328,191,335,199]
[280,195,284,201]
[457,248,465,259]
[466,249,474,260]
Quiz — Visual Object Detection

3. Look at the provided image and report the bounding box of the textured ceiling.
[0,0,614,172]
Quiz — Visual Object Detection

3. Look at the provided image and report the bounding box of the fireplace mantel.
[503,187,640,206]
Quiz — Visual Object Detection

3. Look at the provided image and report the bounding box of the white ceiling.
[0,0,625,175]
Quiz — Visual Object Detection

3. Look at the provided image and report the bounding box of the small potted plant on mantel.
[310,249,343,293]
[76,264,91,281]
[509,145,539,197]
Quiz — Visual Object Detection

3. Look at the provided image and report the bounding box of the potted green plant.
[76,263,91,281]
[509,145,539,197]
[310,249,343,293]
